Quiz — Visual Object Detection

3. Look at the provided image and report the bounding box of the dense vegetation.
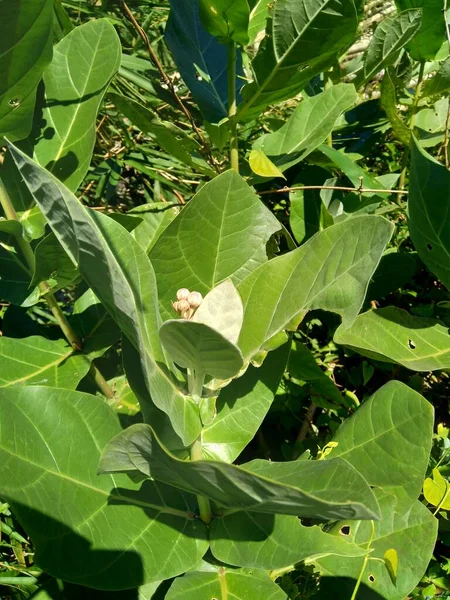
[0,0,450,598]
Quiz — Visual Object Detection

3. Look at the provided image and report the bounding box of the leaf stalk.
[227,41,239,173]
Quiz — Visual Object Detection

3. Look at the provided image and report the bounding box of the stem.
[190,438,212,524]
[350,521,375,600]
[258,185,407,196]
[191,371,205,401]
[293,402,317,457]
[409,61,426,131]
[227,41,239,173]
[0,179,114,399]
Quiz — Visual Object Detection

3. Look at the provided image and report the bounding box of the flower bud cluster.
[172,288,203,319]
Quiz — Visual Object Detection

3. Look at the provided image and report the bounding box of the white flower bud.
[188,291,203,308]
[176,299,190,313]
[176,288,190,301]
[172,301,179,313]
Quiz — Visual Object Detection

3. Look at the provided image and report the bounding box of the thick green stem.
[350,521,375,600]
[0,178,114,400]
[190,438,212,524]
[227,41,239,173]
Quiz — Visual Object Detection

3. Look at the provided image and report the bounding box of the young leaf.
[192,279,244,345]
[0,387,208,590]
[167,567,287,600]
[249,149,286,179]
[314,490,437,600]
[334,307,450,371]
[0,0,53,141]
[199,0,250,45]
[248,0,271,43]
[380,68,411,146]
[165,0,244,123]
[329,381,434,501]
[253,84,358,172]
[395,0,445,61]
[383,548,399,586]
[238,0,361,120]
[7,143,201,446]
[423,468,450,510]
[408,138,450,291]
[99,423,380,520]
[202,342,290,462]
[237,215,393,360]
[423,57,450,98]
[31,19,121,192]
[150,170,281,320]
[0,336,90,389]
[210,512,367,570]
[160,320,244,381]
[357,9,422,87]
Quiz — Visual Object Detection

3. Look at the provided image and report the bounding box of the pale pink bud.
[176,288,190,301]
[188,291,203,308]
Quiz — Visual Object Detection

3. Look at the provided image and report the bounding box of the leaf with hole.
[0,0,53,141]
[0,387,208,590]
[99,423,380,520]
[335,307,450,371]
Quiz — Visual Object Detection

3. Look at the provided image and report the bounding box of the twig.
[440,0,450,168]
[257,184,408,196]
[294,402,317,449]
[120,1,219,172]
[227,41,239,172]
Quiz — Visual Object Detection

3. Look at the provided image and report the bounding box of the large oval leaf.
[99,423,380,520]
[334,307,450,371]
[395,0,445,61]
[150,170,281,320]
[0,387,208,590]
[0,0,53,141]
[31,19,121,191]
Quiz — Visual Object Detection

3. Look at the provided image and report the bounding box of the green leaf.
[210,512,367,570]
[288,341,344,409]
[248,0,271,43]
[0,387,208,590]
[7,143,201,446]
[167,567,287,600]
[408,138,450,290]
[150,170,281,320]
[314,490,438,600]
[199,0,250,45]
[329,381,434,501]
[0,220,39,306]
[380,68,411,146]
[31,232,80,291]
[383,548,399,586]
[423,468,450,510]
[165,0,244,123]
[160,320,244,381]
[253,84,357,172]
[423,57,450,97]
[192,279,244,344]
[0,336,90,389]
[335,307,450,371]
[202,341,290,462]
[99,424,380,520]
[238,0,361,120]
[31,19,121,192]
[249,149,286,179]
[357,9,422,87]
[237,215,393,360]
[0,0,53,141]
[395,0,445,61]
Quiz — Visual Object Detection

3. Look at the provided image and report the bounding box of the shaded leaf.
[7,143,200,446]
[99,423,380,520]
[238,0,361,120]
[314,490,437,600]
[202,342,290,462]
[335,307,450,371]
[366,252,418,301]
[254,84,357,172]
[380,68,411,146]
[150,170,281,320]
[31,232,80,291]
[237,215,393,360]
[423,57,450,97]
[165,0,244,123]
[408,138,450,290]
[32,19,121,191]
[0,387,208,590]
[167,567,287,600]
[329,381,434,501]
[395,0,445,61]
[357,10,422,86]
[0,336,90,389]
[0,0,53,141]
